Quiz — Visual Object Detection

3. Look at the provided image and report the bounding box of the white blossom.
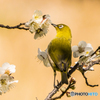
[0,63,16,75]
[25,10,42,33]
[32,10,43,23]
[37,48,50,67]
[72,41,93,58]
[25,10,51,39]
[0,74,18,94]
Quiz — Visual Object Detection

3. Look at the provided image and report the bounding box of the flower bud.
[60,86,66,92]
[69,77,76,84]
[66,92,71,97]
[96,50,100,55]
[70,85,75,90]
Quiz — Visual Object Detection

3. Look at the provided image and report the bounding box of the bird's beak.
[51,23,57,27]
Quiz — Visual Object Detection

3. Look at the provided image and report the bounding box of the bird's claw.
[54,85,59,89]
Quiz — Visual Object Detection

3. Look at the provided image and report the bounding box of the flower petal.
[25,19,34,27]
[8,65,16,73]
[25,22,30,27]
[85,50,94,57]
[86,43,93,50]
[0,63,16,74]
[0,67,5,74]
[79,52,86,56]
[38,48,42,54]
[32,10,43,23]
[33,10,42,18]
[42,28,48,35]
[8,80,18,84]
[72,46,78,52]
[78,41,87,48]
[45,49,48,53]
[34,33,40,39]
[85,47,93,52]
[43,59,50,67]
[37,55,44,61]
[73,51,80,58]
[41,52,47,59]
[2,63,10,69]
[29,24,35,33]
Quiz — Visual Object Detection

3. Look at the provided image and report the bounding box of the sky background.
[0,0,100,100]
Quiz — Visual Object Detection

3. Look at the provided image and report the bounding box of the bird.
[47,23,72,86]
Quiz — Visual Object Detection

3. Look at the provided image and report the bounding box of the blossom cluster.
[0,63,18,95]
[25,10,51,39]
[72,41,93,58]
[72,41,94,72]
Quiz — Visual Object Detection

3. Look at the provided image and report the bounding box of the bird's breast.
[48,37,71,62]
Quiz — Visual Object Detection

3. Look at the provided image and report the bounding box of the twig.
[51,83,72,100]
[0,23,29,30]
[82,72,98,87]
[45,82,62,100]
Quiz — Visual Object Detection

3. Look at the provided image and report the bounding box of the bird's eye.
[59,25,63,29]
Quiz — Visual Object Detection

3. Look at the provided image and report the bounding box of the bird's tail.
[61,72,68,84]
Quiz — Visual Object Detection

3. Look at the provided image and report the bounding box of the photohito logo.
[70,91,98,97]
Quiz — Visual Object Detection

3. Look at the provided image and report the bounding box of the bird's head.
[51,23,72,39]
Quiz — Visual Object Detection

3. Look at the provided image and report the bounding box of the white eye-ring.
[59,25,63,29]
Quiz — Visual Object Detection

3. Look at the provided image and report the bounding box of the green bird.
[48,23,72,86]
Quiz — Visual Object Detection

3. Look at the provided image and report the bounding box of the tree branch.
[82,72,98,87]
[67,63,79,78]
[78,59,100,87]
[0,23,29,30]
[51,83,73,100]
[45,82,62,100]
[45,46,100,100]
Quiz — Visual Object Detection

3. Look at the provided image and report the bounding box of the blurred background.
[0,0,100,100]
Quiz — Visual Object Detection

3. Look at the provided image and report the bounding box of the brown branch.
[45,82,62,100]
[0,23,29,30]
[51,83,73,100]
[78,60,100,87]
[67,63,79,78]
[80,59,100,87]
[82,72,98,87]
